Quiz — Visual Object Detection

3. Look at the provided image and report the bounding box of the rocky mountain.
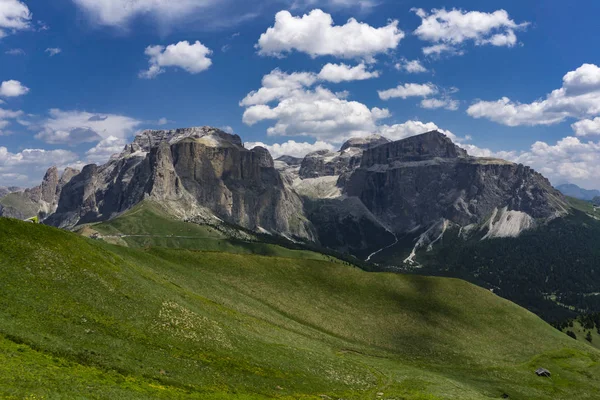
[346,131,567,237]
[0,186,22,199]
[298,135,389,180]
[557,183,600,201]
[281,131,568,259]
[8,127,567,262]
[45,127,314,240]
[0,167,79,220]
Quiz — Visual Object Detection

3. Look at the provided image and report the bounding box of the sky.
[1,0,600,189]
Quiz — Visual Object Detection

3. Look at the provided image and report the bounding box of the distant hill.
[557,183,600,201]
[1,217,599,399]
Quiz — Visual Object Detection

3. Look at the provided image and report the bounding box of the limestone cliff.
[46,127,314,240]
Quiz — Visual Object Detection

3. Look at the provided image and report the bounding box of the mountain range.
[557,183,600,201]
[2,126,600,321]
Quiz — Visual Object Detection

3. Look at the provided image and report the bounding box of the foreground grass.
[0,218,599,399]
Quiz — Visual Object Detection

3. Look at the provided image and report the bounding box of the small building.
[535,368,551,377]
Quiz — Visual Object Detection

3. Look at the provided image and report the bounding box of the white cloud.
[45,47,62,56]
[413,8,528,55]
[422,43,464,57]
[0,107,23,135]
[291,0,376,11]
[0,80,29,97]
[245,139,335,159]
[241,69,389,143]
[0,146,80,186]
[256,9,404,60]
[35,109,142,145]
[240,69,318,107]
[467,64,600,127]
[0,0,31,38]
[70,0,217,27]
[378,83,438,100]
[220,126,234,134]
[0,108,23,119]
[139,40,213,79]
[572,118,600,137]
[466,136,600,188]
[318,63,379,83]
[157,117,168,126]
[395,59,428,74]
[5,48,25,55]
[376,120,458,142]
[420,97,459,111]
[85,136,127,163]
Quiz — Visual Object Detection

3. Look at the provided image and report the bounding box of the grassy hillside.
[1,218,599,399]
[85,202,334,262]
[370,210,600,323]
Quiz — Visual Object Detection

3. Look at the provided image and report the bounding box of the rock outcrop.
[299,135,389,179]
[0,186,22,199]
[0,167,80,220]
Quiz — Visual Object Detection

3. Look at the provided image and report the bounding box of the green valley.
[1,217,599,399]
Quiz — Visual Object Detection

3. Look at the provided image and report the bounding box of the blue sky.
[1,0,600,188]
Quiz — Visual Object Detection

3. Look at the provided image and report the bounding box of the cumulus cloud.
[0,80,29,97]
[256,9,404,60]
[291,0,376,11]
[376,120,459,142]
[35,109,142,145]
[45,47,62,56]
[572,118,600,136]
[71,0,217,27]
[240,69,318,107]
[245,139,335,159]
[0,146,80,186]
[0,107,23,135]
[241,69,389,143]
[318,63,379,83]
[413,8,528,56]
[5,48,25,55]
[0,0,31,38]
[85,136,128,163]
[467,64,600,127]
[395,59,428,74]
[465,136,600,188]
[420,97,459,111]
[378,83,438,100]
[140,41,213,79]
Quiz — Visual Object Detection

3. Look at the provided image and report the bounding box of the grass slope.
[86,202,333,262]
[1,218,600,399]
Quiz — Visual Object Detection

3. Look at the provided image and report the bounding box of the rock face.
[0,167,80,220]
[47,127,314,240]
[0,186,22,199]
[345,131,568,234]
[275,155,303,166]
[299,135,389,179]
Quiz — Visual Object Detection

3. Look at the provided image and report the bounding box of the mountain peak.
[361,130,467,167]
[129,127,243,155]
[340,135,390,152]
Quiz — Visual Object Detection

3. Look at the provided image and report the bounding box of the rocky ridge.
[0,167,79,220]
[45,127,314,240]
[9,127,571,263]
